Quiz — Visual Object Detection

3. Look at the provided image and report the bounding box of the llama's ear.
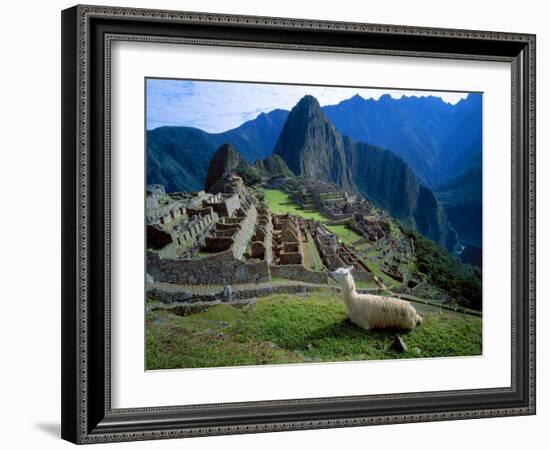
[347,266,355,272]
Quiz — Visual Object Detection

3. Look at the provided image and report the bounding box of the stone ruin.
[311,223,373,282]
[147,177,274,285]
[202,201,257,259]
[352,213,390,242]
[146,176,393,287]
[146,188,220,255]
[249,206,273,263]
[272,214,303,265]
[146,184,165,210]
[286,179,373,220]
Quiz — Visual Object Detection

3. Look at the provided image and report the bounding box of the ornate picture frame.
[61,4,536,444]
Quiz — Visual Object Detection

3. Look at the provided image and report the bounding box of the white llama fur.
[330,267,423,331]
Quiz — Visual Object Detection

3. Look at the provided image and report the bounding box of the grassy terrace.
[303,231,324,271]
[264,189,362,245]
[264,189,327,221]
[147,289,482,369]
[324,224,362,246]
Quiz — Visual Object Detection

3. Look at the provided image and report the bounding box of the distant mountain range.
[147,91,481,251]
[147,109,288,192]
[324,93,482,188]
[148,93,481,189]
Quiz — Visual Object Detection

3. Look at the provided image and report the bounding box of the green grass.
[361,259,394,287]
[388,220,402,239]
[264,189,362,248]
[147,289,482,370]
[325,224,363,246]
[354,279,379,289]
[303,232,324,271]
[270,276,295,284]
[264,189,327,222]
[365,246,382,258]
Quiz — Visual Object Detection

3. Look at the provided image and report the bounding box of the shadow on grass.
[287,318,410,350]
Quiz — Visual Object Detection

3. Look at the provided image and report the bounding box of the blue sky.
[146,79,471,133]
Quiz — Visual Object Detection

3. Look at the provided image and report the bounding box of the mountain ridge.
[273,95,458,251]
[273,95,355,193]
[323,92,482,187]
[148,93,482,192]
[147,108,288,192]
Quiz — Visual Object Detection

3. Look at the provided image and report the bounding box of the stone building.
[147,177,271,285]
[146,186,220,256]
[352,214,390,242]
[250,206,273,263]
[312,223,373,282]
[272,214,303,265]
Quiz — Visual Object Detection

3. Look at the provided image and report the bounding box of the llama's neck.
[341,274,358,305]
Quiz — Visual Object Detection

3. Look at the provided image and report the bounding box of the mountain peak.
[297,94,320,105]
[293,95,323,114]
[204,143,243,192]
[378,93,393,102]
[288,95,326,124]
[214,142,240,159]
[273,95,354,191]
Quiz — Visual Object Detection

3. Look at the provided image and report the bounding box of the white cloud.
[146,79,472,133]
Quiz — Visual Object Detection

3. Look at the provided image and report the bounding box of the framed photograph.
[61,4,536,444]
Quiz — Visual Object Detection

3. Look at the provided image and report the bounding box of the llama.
[330,266,423,331]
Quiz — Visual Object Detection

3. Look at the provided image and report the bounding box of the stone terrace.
[285,179,373,220]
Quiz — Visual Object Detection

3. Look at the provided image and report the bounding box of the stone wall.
[156,210,218,255]
[252,210,273,264]
[320,206,352,221]
[147,250,270,285]
[205,193,241,218]
[231,204,257,259]
[146,195,159,211]
[269,264,329,284]
[352,270,374,282]
[147,283,330,305]
[278,252,302,265]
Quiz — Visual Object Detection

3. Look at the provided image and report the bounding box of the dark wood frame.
[61,4,536,444]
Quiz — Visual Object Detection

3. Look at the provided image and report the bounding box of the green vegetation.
[147,289,482,370]
[270,276,295,284]
[325,224,363,246]
[264,189,362,246]
[303,232,324,271]
[234,162,262,186]
[264,189,327,222]
[354,279,379,289]
[403,228,482,310]
[358,257,394,287]
[388,220,402,239]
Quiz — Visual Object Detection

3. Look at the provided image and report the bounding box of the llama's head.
[330,266,354,284]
